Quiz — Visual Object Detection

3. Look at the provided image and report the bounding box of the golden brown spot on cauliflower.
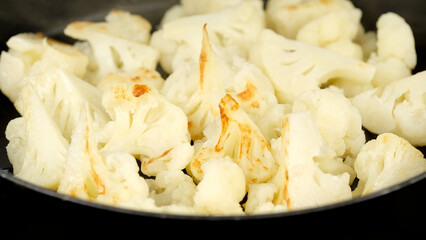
[188,120,194,131]
[113,85,132,101]
[199,24,210,90]
[132,84,151,97]
[142,148,173,170]
[133,67,159,81]
[250,101,260,109]
[281,118,290,157]
[237,81,257,102]
[215,94,239,152]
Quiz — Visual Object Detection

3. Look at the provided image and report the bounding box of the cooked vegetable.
[352,71,426,146]
[58,105,151,209]
[354,133,426,196]
[6,86,68,189]
[65,9,159,85]
[98,71,193,176]
[1,1,425,215]
[250,29,375,103]
[0,33,88,102]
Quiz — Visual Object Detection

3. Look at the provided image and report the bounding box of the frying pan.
[0,0,425,235]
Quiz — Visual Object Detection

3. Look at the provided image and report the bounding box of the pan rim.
[1,168,425,220]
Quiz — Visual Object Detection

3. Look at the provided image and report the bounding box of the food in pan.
[0,0,425,215]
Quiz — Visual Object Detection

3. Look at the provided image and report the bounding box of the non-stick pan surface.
[0,0,425,235]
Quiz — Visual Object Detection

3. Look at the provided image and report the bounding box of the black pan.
[0,0,425,236]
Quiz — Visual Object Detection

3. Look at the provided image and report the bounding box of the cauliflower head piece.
[188,94,277,186]
[296,8,363,59]
[270,111,352,211]
[65,9,159,85]
[354,133,426,196]
[14,68,109,141]
[162,25,285,141]
[194,157,246,215]
[6,85,69,190]
[161,0,259,24]
[376,12,416,71]
[98,72,193,176]
[293,87,365,159]
[352,70,426,146]
[150,0,264,73]
[244,182,286,214]
[266,0,355,39]
[0,33,88,102]
[147,169,197,214]
[367,12,416,87]
[250,29,376,103]
[58,106,151,210]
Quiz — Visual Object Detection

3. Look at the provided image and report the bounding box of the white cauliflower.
[5,85,69,190]
[266,0,355,39]
[194,157,246,215]
[296,8,363,59]
[376,12,416,71]
[57,105,151,210]
[270,111,352,210]
[354,133,426,196]
[0,33,88,102]
[162,26,285,141]
[188,94,277,186]
[161,0,256,24]
[160,26,225,140]
[250,29,376,103]
[98,72,193,176]
[367,12,416,87]
[14,68,109,141]
[97,66,164,92]
[352,70,426,146]
[65,10,159,85]
[368,55,411,88]
[244,183,286,214]
[147,170,197,210]
[292,87,365,160]
[150,0,264,73]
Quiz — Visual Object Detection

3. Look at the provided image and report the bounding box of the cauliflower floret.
[296,8,363,59]
[354,133,426,196]
[0,33,88,102]
[293,87,365,159]
[270,111,352,210]
[266,0,355,39]
[368,54,411,88]
[250,29,375,103]
[147,170,197,210]
[65,10,159,85]
[161,0,256,24]
[97,66,164,92]
[14,68,109,141]
[98,72,193,176]
[188,94,277,186]
[5,86,68,190]
[58,106,151,210]
[376,12,416,71]
[150,0,264,73]
[352,70,426,146]
[366,12,416,87]
[162,26,285,141]
[194,157,246,215]
[244,183,286,214]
